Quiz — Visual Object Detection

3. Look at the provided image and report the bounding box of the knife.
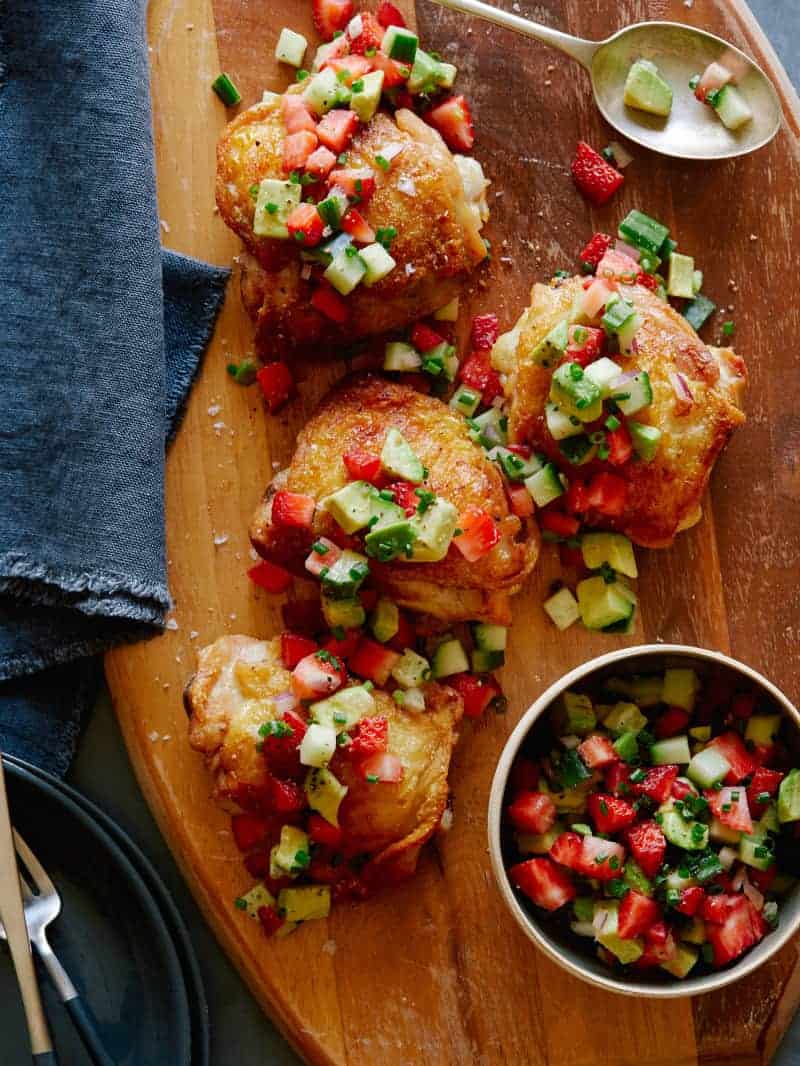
[0,754,57,1064]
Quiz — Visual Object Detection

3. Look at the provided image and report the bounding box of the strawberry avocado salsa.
[503,667,800,979]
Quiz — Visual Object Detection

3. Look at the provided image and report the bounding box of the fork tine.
[13,830,56,897]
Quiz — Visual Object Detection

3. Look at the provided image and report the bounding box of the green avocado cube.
[253,179,301,239]
[624,59,673,118]
[321,480,375,533]
[380,429,424,483]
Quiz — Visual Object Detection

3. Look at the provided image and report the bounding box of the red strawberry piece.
[706,897,768,966]
[701,892,739,925]
[548,831,584,871]
[287,202,325,247]
[261,710,307,779]
[564,479,589,515]
[346,11,383,53]
[507,791,557,835]
[618,890,661,939]
[470,313,500,351]
[256,362,293,413]
[632,764,678,805]
[655,707,691,739]
[588,793,636,835]
[376,0,406,27]
[244,850,270,879]
[322,629,361,661]
[347,715,389,759]
[747,767,785,818]
[577,835,626,881]
[281,94,317,135]
[677,886,705,917]
[231,813,269,852]
[605,423,633,466]
[367,49,411,87]
[343,449,382,483]
[280,632,319,669]
[509,758,540,794]
[313,0,355,41]
[605,761,633,796]
[570,141,624,206]
[636,271,660,292]
[282,129,318,173]
[324,54,373,84]
[731,692,757,719]
[585,471,628,517]
[453,507,501,562]
[388,609,414,652]
[626,820,666,879]
[425,94,475,152]
[304,146,338,181]
[341,207,375,244]
[509,858,576,911]
[705,786,754,834]
[458,350,503,402]
[291,651,346,700]
[447,673,501,718]
[358,751,404,783]
[634,931,678,968]
[257,905,284,937]
[565,324,604,367]
[307,813,343,847]
[304,537,341,578]
[317,108,360,154]
[328,168,376,202]
[311,284,349,323]
[596,248,639,283]
[271,490,316,529]
[706,731,758,784]
[579,232,614,271]
[645,920,669,945]
[749,865,778,893]
[411,322,446,352]
[578,734,618,770]
[247,560,292,593]
[539,510,580,538]
[348,638,400,686]
[671,778,695,800]
[384,481,419,516]
[508,484,534,518]
[268,778,306,814]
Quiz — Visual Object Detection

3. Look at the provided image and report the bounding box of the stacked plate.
[0,757,208,1065]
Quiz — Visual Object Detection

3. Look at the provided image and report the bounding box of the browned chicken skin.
[492,277,747,548]
[249,374,539,624]
[216,97,488,355]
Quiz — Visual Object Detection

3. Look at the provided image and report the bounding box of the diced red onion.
[570,920,596,938]
[670,371,695,411]
[743,881,764,911]
[559,735,581,749]
[593,907,610,933]
[608,141,633,169]
[346,13,363,38]
[615,238,641,263]
[273,691,299,716]
[379,142,406,164]
[718,846,738,870]
[731,865,746,892]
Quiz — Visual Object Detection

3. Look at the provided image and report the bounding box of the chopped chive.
[375,154,390,171]
[366,773,379,783]
[212,73,242,106]
[605,415,621,431]
[296,69,310,82]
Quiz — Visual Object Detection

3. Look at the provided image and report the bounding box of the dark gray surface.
[65,3,799,1065]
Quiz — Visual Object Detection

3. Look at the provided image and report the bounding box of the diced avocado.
[628,421,661,462]
[321,480,375,533]
[384,341,421,372]
[370,598,399,643]
[758,803,780,835]
[516,822,564,855]
[360,239,396,285]
[623,59,673,117]
[650,735,691,765]
[681,917,707,945]
[545,402,584,441]
[661,943,699,979]
[310,685,375,730]
[303,66,342,115]
[253,179,301,239]
[558,749,593,790]
[577,576,635,630]
[275,27,308,67]
[683,294,716,332]
[558,434,597,467]
[391,649,431,689]
[469,407,508,449]
[613,730,639,764]
[321,594,365,631]
[602,296,637,337]
[745,714,781,746]
[543,587,580,630]
[407,48,439,94]
[611,370,653,416]
[237,882,277,920]
[450,385,481,418]
[712,83,752,130]
[525,463,565,507]
[739,833,775,871]
[618,210,670,256]
[778,768,800,823]
[662,669,700,712]
[581,533,638,579]
[668,253,696,299]
[364,517,417,562]
[594,901,644,964]
[491,447,541,482]
[548,780,594,813]
[555,691,596,735]
[269,825,310,880]
[324,246,367,295]
[604,674,663,707]
[603,701,648,736]
[623,859,653,897]
[278,885,331,924]
[319,549,370,599]
[434,296,459,322]
[305,767,348,826]
[409,497,458,562]
[687,746,731,789]
[381,25,418,63]
[584,356,623,397]
[472,647,504,672]
[709,816,740,844]
[431,636,469,679]
[689,725,712,742]
[531,319,569,368]
[659,805,709,851]
[550,363,603,423]
[300,722,336,767]
[380,429,424,483]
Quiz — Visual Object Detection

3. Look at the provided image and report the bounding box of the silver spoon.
[429,0,782,160]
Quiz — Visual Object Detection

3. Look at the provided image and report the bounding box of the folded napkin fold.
[0,0,229,773]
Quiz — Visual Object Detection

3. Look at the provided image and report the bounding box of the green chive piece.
[212,73,242,106]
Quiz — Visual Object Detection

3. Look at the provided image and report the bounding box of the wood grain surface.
[106,1,800,1062]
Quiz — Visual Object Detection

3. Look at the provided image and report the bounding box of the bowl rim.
[487,642,800,998]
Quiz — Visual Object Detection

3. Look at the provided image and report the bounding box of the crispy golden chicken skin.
[493,277,746,548]
[185,635,462,878]
[216,97,488,354]
[249,374,539,624]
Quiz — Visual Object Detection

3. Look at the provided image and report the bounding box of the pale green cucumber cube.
[543,587,580,630]
[350,70,385,122]
[253,179,301,239]
[581,532,638,579]
[275,27,307,67]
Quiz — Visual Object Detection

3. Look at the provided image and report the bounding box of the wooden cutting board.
[106,0,800,1062]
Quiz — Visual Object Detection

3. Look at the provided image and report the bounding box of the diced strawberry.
[578,734,618,770]
[317,108,360,154]
[359,587,379,611]
[509,758,540,794]
[313,0,355,41]
[470,313,500,351]
[564,479,589,515]
[272,490,316,530]
[548,831,584,871]
[341,207,375,244]
[426,95,475,152]
[579,233,614,272]
[539,510,580,538]
[348,638,400,686]
[559,542,585,570]
[695,61,732,103]
[257,905,284,937]
[705,786,754,834]
[347,11,384,54]
[322,629,362,661]
[632,764,678,804]
[291,651,346,700]
[324,54,373,84]
[702,892,739,925]
[751,742,777,768]
[507,791,557,835]
[747,767,784,818]
[585,471,628,517]
[343,449,382,483]
[232,813,269,852]
[248,560,293,593]
[262,710,307,778]
[244,850,271,879]
[588,792,636,835]
[367,49,411,87]
[566,324,604,367]
[605,761,632,796]
[359,751,404,783]
[458,350,503,402]
[605,423,633,466]
[307,813,343,847]
[304,146,337,181]
[580,276,618,319]
[287,202,326,247]
[509,857,576,911]
[281,94,317,135]
[281,632,319,669]
[383,481,418,516]
[750,866,778,893]
[453,507,501,562]
[731,692,757,719]
[570,141,624,206]
[411,322,446,352]
[671,778,695,800]
[508,484,535,518]
[257,362,293,413]
[282,599,325,635]
[706,731,758,784]
[596,248,639,284]
[376,0,406,27]
[676,886,705,917]
[328,168,376,203]
[577,835,626,882]
[636,271,660,292]
[618,890,661,939]
[634,931,677,968]
[707,897,768,967]
[305,537,341,577]
[626,820,666,879]
[655,707,691,740]
[645,920,669,945]
[268,777,306,814]
[347,715,389,758]
[447,673,501,718]
[311,284,350,323]
[282,130,318,173]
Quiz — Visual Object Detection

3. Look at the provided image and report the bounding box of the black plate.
[0,758,208,1066]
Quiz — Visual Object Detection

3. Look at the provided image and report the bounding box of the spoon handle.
[427,0,598,68]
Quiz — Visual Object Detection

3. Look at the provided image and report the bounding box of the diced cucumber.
[668,253,696,299]
[662,668,700,712]
[692,269,704,295]
[407,48,439,94]
[550,363,603,422]
[581,533,638,579]
[584,356,623,397]
[302,231,351,267]
[319,549,370,599]
[350,69,384,122]
[558,435,596,468]
[300,723,336,767]
[471,648,504,672]
[269,825,310,880]
[321,595,366,631]
[391,649,431,689]
[778,769,800,823]
[744,714,781,746]
[324,246,366,295]
[605,674,663,706]
[435,62,458,89]
[277,885,331,923]
[469,407,508,448]
[402,687,426,712]
[370,598,399,643]
[237,882,277,920]
[594,901,644,964]
[384,340,421,372]
[665,867,697,892]
[543,587,580,630]
[602,296,637,336]
[318,186,350,230]
[660,805,708,850]
[275,28,307,67]
[360,241,395,286]
[613,730,639,763]
[381,25,418,63]
[611,370,652,416]
[516,823,564,855]
[618,210,670,256]
[555,692,596,735]
[422,340,458,382]
[603,581,637,635]
[628,421,661,462]
[661,943,698,979]
[558,749,592,789]
[434,297,459,322]
[624,859,653,897]
[303,67,342,115]
[408,497,458,562]
[682,294,716,331]
[305,767,347,826]
[739,833,774,871]
[603,701,648,736]
[574,897,595,923]
[623,59,673,117]
[525,463,565,507]
[616,312,641,356]
[681,917,707,945]
[545,402,584,441]
[473,623,508,653]
[687,746,731,788]
[491,446,541,482]
[431,636,469,679]
[310,685,375,730]
[576,576,635,630]
[253,179,301,239]
[650,735,691,765]
[450,385,481,418]
[321,480,375,533]
[531,319,569,368]
[712,83,753,130]
[381,428,424,483]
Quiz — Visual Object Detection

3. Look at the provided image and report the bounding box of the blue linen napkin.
[0,0,230,774]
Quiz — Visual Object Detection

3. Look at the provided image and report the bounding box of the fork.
[7,831,116,1066]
